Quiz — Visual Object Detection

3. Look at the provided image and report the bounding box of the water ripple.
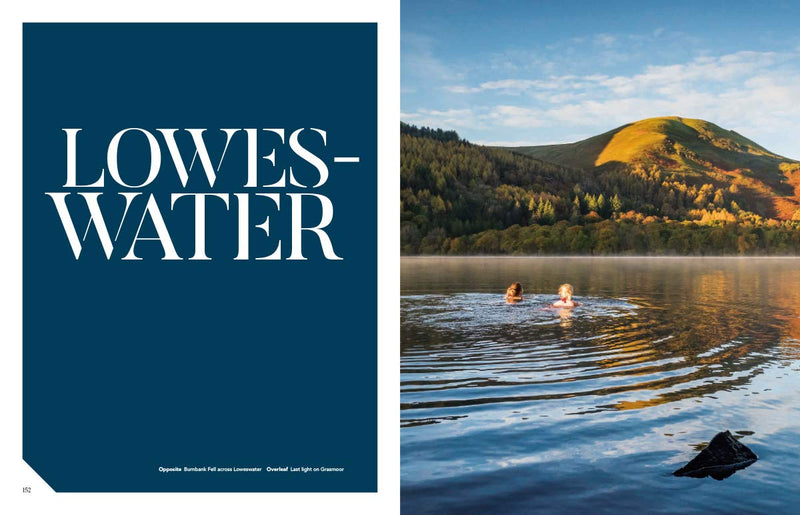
[401,257,800,512]
[401,292,784,419]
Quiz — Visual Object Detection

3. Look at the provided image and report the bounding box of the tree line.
[400,123,800,255]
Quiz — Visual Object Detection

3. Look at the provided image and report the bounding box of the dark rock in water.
[673,430,757,480]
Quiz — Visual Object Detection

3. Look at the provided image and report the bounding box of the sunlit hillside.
[512,117,800,220]
[400,121,800,255]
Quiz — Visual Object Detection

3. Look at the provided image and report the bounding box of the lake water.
[401,257,800,514]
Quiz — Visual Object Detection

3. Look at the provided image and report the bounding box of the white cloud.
[481,79,544,91]
[599,51,783,96]
[542,92,588,104]
[446,76,589,95]
[404,46,800,157]
[444,50,790,97]
[594,34,617,48]
[402,32,464,85]
[443,85,481,94]
[401,108,482,130]
[487,105,547,127]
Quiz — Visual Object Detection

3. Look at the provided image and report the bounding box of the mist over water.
[401,257,800,514]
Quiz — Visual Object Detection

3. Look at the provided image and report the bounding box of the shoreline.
[401,254,800,259]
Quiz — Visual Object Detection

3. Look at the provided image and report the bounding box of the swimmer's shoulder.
[552,300,578,308]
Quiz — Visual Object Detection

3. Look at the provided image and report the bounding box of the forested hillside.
[400,121,800,255]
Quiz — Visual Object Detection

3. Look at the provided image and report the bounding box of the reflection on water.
[401,257,800,513]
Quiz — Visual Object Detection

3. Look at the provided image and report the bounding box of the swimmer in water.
[552,283,579,308]
[505,282,523,303]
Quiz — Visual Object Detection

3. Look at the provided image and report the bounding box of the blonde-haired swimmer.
[552,283,579,308]
[505,282,523,303]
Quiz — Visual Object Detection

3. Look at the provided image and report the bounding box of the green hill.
[511,117,800,219]
[400,121,800,255]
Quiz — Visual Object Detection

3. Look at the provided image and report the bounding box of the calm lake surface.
[401,257,800,514]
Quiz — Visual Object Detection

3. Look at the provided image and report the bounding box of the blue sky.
[402,0,800,159]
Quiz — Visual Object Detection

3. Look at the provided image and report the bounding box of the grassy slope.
[511,116,800,219]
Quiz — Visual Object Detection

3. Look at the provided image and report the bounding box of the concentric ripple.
[401,257,800,513]
[402,292,782,420]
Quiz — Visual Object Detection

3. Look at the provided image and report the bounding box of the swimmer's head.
[506,282,523,298]
[558,283,573,301]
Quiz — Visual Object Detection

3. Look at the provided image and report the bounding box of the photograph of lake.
[401,257,800,513]
[401,1,800,512]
